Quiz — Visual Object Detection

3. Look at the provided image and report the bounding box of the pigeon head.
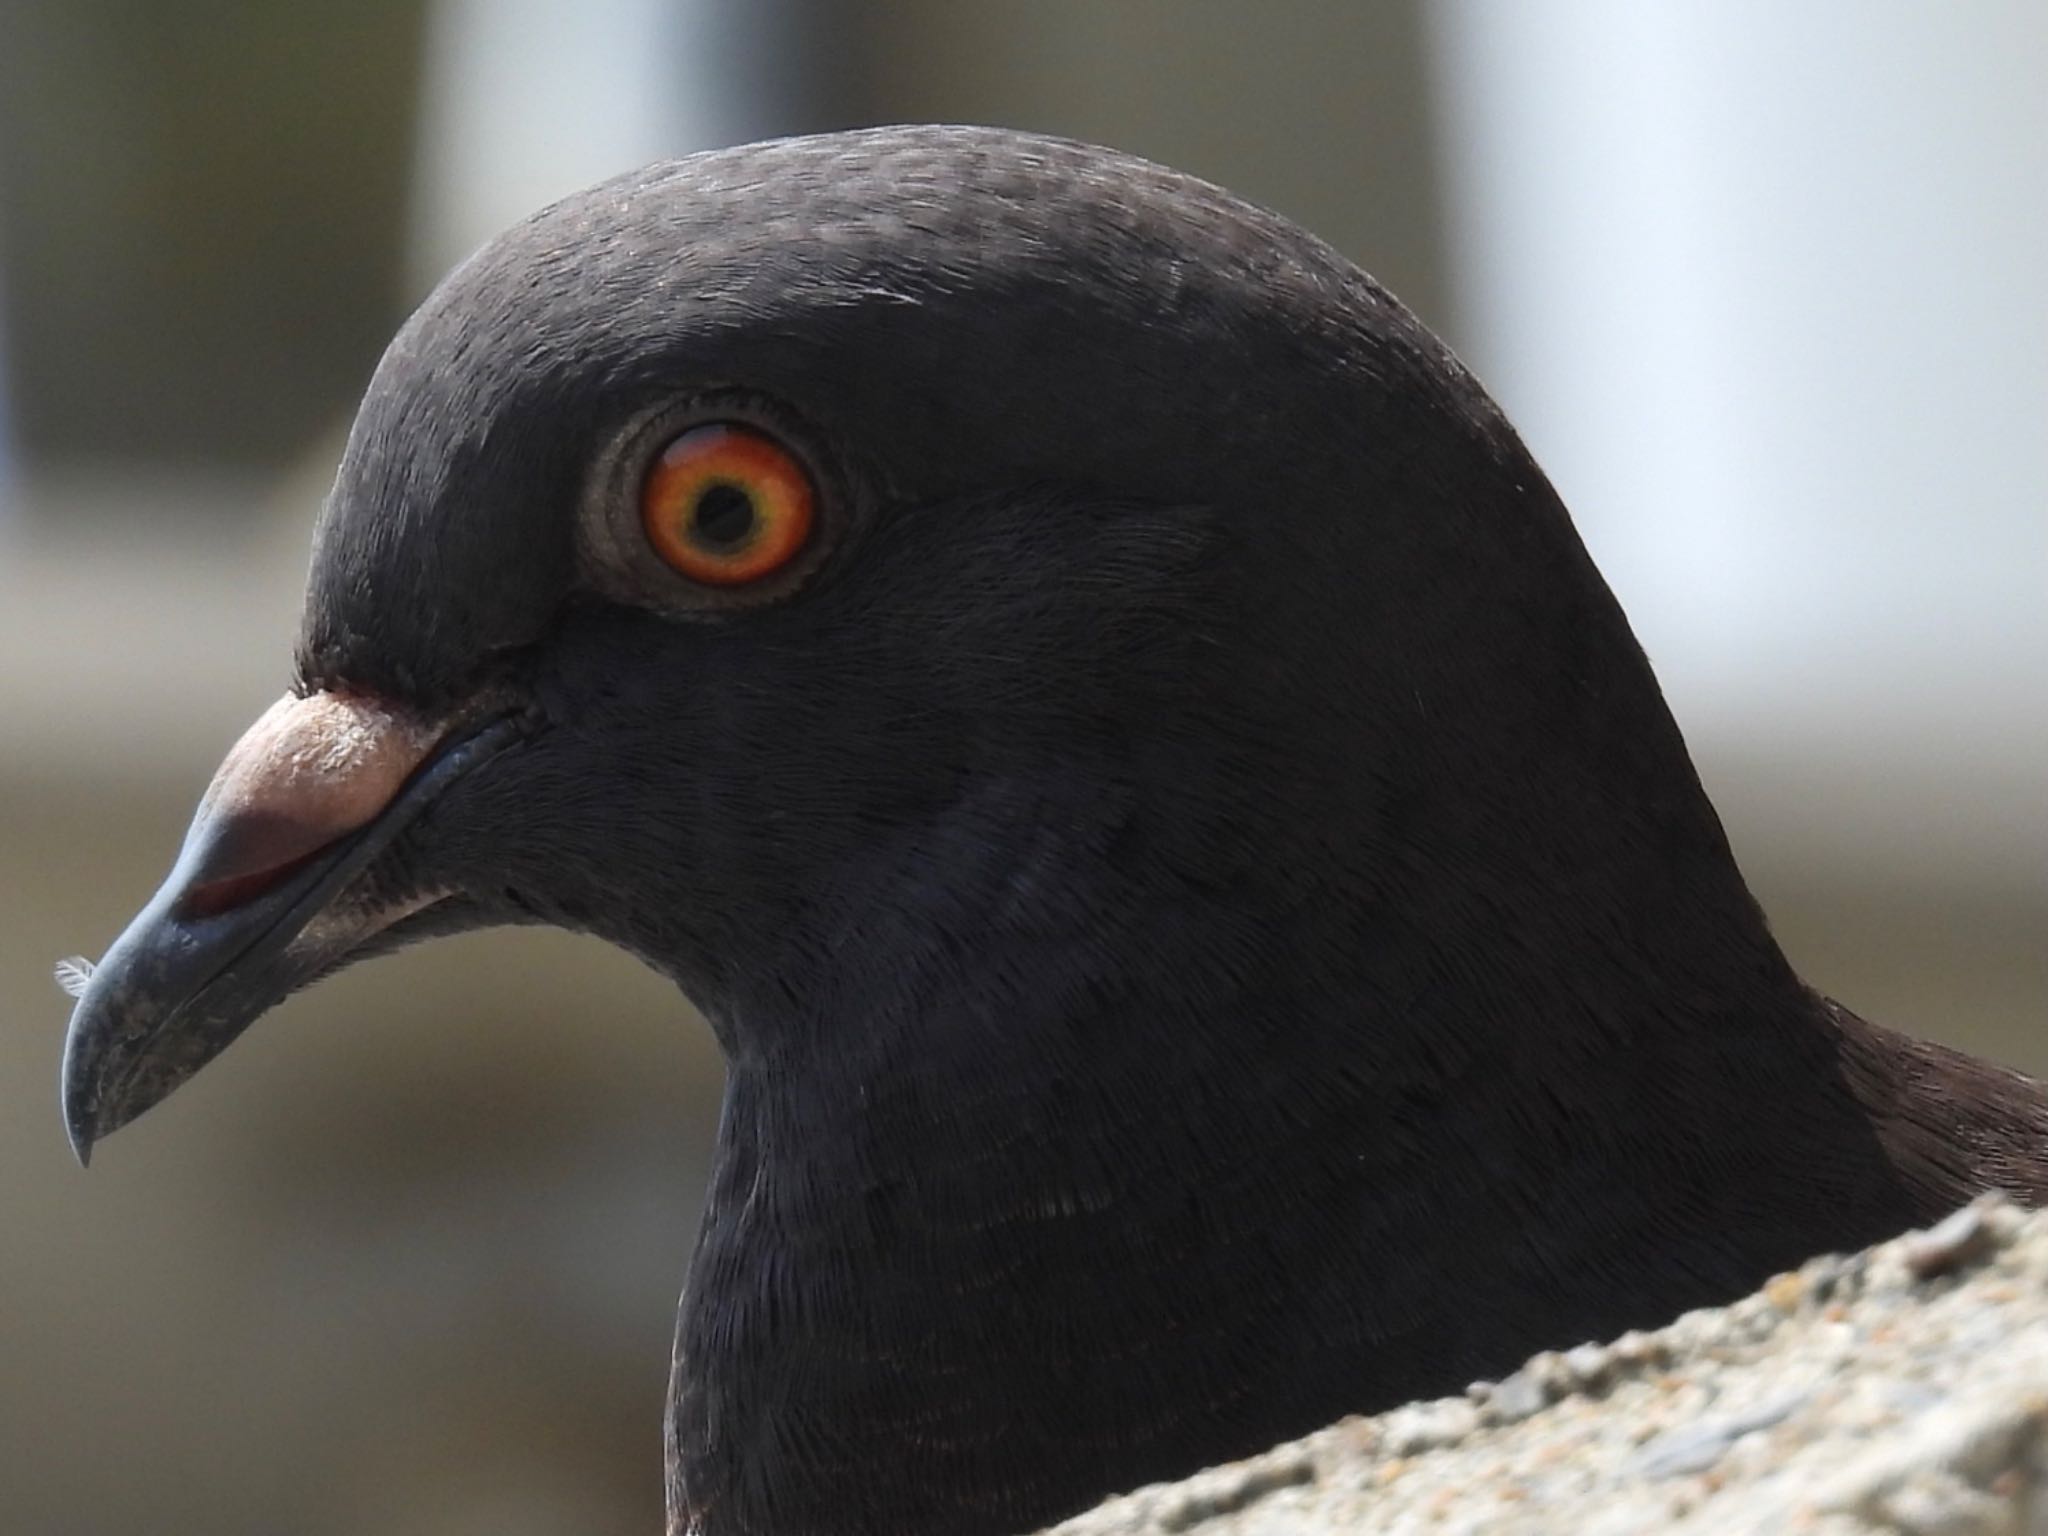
[65,127,2036,1536]
[66,126,1700,1125]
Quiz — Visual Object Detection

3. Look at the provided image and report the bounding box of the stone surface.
[1042,1196,2048,1535]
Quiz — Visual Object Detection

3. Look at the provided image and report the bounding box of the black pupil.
[692,482,757,549]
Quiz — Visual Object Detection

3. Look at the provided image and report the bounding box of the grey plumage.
[60,127,2048,1536]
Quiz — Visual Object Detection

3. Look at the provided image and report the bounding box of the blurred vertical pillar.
[406,0,857,288]
[1425,0,2047,780]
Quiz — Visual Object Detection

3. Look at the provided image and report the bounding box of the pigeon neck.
[670,812,1966,1536]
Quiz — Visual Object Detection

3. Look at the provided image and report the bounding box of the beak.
[60,689,527,1164]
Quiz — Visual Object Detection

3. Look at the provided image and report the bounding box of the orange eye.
[640,423,816,586]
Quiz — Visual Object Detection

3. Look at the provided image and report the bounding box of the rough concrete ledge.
[1043,1198,2048,1535]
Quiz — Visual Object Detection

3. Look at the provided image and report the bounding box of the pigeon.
[60,126,2047,1536]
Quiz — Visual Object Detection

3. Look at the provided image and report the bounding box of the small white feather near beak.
[53,957,96,999]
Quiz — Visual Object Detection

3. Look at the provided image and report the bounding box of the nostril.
[177,844,334,920]
[169,799,368,921]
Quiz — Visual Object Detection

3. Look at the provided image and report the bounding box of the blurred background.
[1,2,2041,1532]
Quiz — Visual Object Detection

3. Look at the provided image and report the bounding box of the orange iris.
[640,423,816,586]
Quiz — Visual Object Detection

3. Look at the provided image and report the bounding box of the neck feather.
[665,813,2018,1536]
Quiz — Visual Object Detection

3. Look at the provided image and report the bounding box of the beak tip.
[61,1084,99,1168]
